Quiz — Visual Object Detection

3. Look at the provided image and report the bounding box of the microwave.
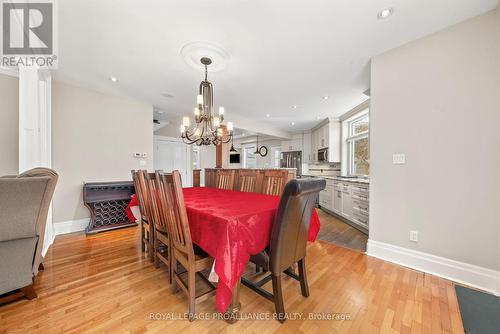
[318,148,328,162]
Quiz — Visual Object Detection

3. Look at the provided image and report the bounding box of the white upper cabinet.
[281,133,303,152]
[302,132,313,163]
[309,119,340,163]
[279,118,340,163]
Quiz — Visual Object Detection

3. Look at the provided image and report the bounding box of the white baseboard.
[53,218,89,235]
[367,239,500,296]
[41,218,89,256]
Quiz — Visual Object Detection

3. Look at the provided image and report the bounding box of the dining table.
[181,186,321,320]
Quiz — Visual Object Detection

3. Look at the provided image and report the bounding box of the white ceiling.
[53,0,498,132]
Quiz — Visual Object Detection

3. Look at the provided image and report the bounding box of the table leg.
[225,278,241,323]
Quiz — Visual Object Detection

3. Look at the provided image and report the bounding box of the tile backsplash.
[303,162,341,176]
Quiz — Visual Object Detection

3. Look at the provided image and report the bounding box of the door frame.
[153,135,192,186]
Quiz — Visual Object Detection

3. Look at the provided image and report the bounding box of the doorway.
[154,136,191,186]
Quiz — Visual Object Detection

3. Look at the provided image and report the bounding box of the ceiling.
[53,0,498,133]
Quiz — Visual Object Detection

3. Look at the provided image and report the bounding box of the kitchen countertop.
[302,174,370,184]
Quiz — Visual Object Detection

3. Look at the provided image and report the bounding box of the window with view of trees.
[347,112,369,176]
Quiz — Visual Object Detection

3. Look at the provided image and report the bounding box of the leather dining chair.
[157,170,216,321]
[215,169,236,190]
[241,178,326,322]
[260,170,289,196]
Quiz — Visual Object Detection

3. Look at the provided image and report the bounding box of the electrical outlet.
[393,153,406,164]
[409,230,418,242]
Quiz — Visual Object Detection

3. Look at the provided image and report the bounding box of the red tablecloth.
[182,187,320,313]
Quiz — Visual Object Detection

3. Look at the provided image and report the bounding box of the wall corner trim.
[367,239,500,296]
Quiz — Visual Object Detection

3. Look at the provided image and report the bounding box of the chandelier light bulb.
[219,106,225,116]
[197,94,203,105]
[182,116,190,127]
[180,124,185,133]
[213,116,220,128]
[217,128,223,137]
[227,122,233,132]
[194,107,200,116]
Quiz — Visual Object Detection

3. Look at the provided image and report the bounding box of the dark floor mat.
[455,285,500,334]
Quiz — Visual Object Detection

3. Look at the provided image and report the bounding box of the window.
[243,145,256,168]
[347,112,369,176]
[271,146,281,168]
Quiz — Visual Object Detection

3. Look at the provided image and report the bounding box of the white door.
[154,138,191,186]
[19,67,53,256]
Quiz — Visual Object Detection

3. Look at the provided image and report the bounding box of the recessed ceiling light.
[322,96,329,100]
[377,8,394,19]
[291,122,295,126]
[110,76,119,83]
[292,105,297,109]
[266,113,270,118]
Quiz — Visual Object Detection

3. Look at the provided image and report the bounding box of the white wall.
[0,74,19,175]
[370,9,500,274]
[52,82,153,223]
[233,137,282,168]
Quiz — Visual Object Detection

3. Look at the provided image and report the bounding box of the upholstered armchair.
[0,168,58,300]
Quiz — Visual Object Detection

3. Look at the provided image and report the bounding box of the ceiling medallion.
[180,57,233,146]
[180,41,230,72]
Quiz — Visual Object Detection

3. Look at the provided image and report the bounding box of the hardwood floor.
[316,209,368,252]
[0,226,464,333]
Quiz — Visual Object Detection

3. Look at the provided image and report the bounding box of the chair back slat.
[261,170,288,196]
[238,169,258,192]
[216,170,235,190]
[131,170,147,219]
[157,171,193,257]
[135,171,155,223]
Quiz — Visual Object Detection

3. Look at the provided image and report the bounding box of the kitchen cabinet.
[322,179,369,233]
[281,133,303,152]
[340,183,352,219]
[319,179,334,211]
[302,132,313,163]
[309,119,340,163]
[333,182,342,213]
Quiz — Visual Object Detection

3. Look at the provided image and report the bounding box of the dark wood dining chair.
[241,178,326,322]
[143,172,171,282]
[157,170,216,321]
[132,170,154,262]
[238,169,259,192]
[261,170,289,196]
[216,169,236,190]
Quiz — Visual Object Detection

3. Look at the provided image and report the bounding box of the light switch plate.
[410,230,418,242]
[392,153,406,164]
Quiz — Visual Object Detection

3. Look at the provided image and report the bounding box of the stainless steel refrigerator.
[280,151,302,177]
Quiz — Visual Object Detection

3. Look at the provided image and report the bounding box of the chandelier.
[180,57,233,146]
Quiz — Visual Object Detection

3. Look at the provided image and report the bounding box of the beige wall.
[52,82,153,223]
[370,10,500,271]
[0,74,19,175]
